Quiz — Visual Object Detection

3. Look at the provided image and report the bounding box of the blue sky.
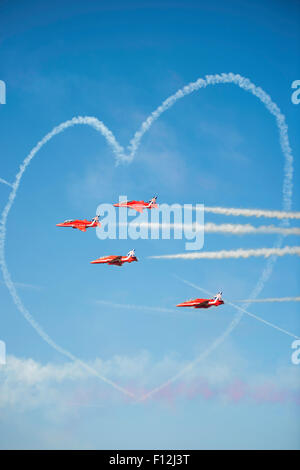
[0,0,299,449]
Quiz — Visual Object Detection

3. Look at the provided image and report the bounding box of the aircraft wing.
[77,225,87,232]
[114,201,145,213]
[128,201,145,213]
[132,206,144,213]
[194,300,210,308]
[108,256,123,266]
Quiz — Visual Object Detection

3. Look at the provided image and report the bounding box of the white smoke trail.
[0,280,42,290]
[95,299,202,318]
[203,206,300,220]
[203,223,300,235]
[95,299,176,314]
[237,297,300,303]
[123,221,300,236]
[0,178,13,187]
[150,246,300,260]
[230,304,300,339]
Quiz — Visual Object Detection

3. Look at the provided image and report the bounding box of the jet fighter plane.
[176,292,224,309]
[114,196,158,213]
[56,216,101,232]
[90,249,138,266]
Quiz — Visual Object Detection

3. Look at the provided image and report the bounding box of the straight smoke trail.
[150,246,300,260]
[203,206,300,220]
[124,221,300,236]
[231,304,300,340]
[95,300,176,314]
[203,223,300,235]
[95,300,202,318]
[0,280,42,290]
[0,178,13,187]
[237,297,300,303]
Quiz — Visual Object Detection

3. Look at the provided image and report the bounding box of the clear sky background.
[0,0,299,449]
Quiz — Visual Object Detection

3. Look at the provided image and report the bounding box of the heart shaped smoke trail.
[0,73,295,400]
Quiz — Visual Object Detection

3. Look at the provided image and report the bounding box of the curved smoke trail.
[0,117,132,399]
[0,73,295,401]
[129,73,293,216]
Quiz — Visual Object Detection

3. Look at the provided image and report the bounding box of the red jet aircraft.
[90,249,138,266]
[56,216,101,232]
[114,196,158,213]
[176,292,224,309]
